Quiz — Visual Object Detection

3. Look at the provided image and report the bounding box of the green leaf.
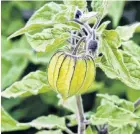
[10,1,46,10]
[98,56,117,79]
[99,30,140,90]
[26,115,66,130]
[97,21,111,34]
[122,40,140,61]
[13,36,53,64]
[9,2,78,39]
[5,19,24,37]
[121,51,140,90]
[91,0,108,17]
[108,125,135,134]
[85,126,93,134]
[85,126,97,134]
[101,30,121,47]
[116,23,140,41]
[98,56,118,79]
[8,23,49,40]
[99,54,140,90]
[27,2,64,25]
[36,130,62,134]
[1,107,29,132]
[2,57,27,90]
[26,27,69,52]
[100,30,130,82]
[1,1,26,36]
[90,102,139,127]
[108,1,125,27]
[127,88,140,102]
[1,36,28,90]
[63,0,87,10]
[2,71,52,98]
[8,2,80,53]
[97,94,134,112]
[30,52,53,65]
[91,0,106,12]
[5,36,52,65]
[8,2,63,39]
[2,107,66,132]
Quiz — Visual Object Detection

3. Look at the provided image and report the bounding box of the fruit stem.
[76,95,86,134]
[73,19,92,35]
[72,36,86,55]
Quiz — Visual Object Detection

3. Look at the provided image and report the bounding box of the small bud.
[88,39,98,52]
[75,9,82,19]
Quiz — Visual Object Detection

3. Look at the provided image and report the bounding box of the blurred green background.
[1,1,140,134]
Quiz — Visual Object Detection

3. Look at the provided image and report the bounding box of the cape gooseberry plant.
[2,1,140,134]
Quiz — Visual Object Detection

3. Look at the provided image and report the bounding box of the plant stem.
[93,16,102,29]
[71,34,81,40]
[76,95,86,134]
[64,128,75,134]
[134,98,140,109]
[73,19,92,35]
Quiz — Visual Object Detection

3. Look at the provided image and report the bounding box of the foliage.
[1,1,52,90]
[90,94,139,134]
[1,107,29,132]
[99,29,140,90]
[1,36,28,89]
[108,1,125,27]
[2,94,140,133]
[2,71,52,98]
[2,107,66,132]
[1,1,140,134]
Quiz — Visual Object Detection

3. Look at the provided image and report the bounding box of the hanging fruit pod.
[47,51,96,99]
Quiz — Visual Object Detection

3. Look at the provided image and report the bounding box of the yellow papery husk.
[47,51,96,99]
